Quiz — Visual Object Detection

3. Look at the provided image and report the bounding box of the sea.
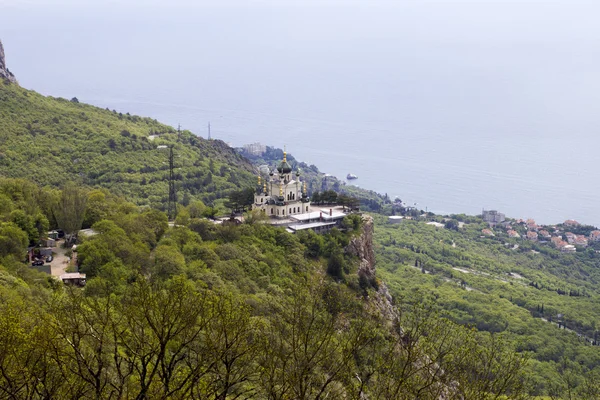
[3,0,600,226]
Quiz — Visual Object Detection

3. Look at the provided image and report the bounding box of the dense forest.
[0,79,598,398]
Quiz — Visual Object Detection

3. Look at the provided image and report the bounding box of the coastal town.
[480,210,599,253]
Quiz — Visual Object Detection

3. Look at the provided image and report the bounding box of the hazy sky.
[3,0,600,138]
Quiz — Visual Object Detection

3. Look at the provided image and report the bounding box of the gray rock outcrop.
[0,40,18,84]
[346,214,399,329]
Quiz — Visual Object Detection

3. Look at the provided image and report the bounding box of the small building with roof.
[539,230,551,239]
[285,208,349,234]
[589,230,600,242]
[526,231,538,241]
[60,272,86,286]
[507,230,520,238]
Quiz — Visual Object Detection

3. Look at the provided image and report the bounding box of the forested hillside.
[0,178,530,399]
[0,80,255,210]
[375,214,600,397]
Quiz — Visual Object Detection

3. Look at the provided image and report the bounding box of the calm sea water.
[3,1,600,226]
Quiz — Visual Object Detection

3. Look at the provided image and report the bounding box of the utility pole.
[177,123,181,141]
[167,145,177,221]
[208,122,211,140]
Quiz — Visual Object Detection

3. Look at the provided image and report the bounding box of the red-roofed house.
[507,230,520,238]
[590,230,600,242]
[526,231,538,241]
[526,219,538,231]
[564,220,580,227]
[482,228,495,236]
[575,235,588,247]
[539,230,551,239]
[551,236,567,248]
[565,232,576,244]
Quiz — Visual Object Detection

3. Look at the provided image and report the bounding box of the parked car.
[32,260,44,266]
[46,255,53,262]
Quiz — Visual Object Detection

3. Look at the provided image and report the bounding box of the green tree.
[445,219,460,231]
[326,250,345,280]
[0,222,28,258]
[53,183,87,244]
[9,209,38,243]
[153,245,186,279]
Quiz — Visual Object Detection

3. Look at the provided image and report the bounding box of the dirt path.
[50,240,73,277]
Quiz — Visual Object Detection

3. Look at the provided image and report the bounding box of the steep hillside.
[0,80,255,209]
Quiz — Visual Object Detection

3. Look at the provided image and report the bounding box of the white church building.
[253,150,310,218]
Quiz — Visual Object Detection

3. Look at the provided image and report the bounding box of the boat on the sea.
[347,173,358,180]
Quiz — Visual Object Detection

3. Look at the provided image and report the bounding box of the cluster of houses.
[28,230,87,286]
[482,211,600,253]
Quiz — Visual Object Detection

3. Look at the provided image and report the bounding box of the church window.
[271,209,274,215]
[283,209,285,215]
[261,198,263,203]
[306,206,308,211]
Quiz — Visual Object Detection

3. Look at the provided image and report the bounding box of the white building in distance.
[482,209,505,225]
[243,142,266,156]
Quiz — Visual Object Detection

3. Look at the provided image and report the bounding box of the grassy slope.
[0,81,255,209]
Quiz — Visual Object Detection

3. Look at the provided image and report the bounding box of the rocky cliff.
[0,40,18,84]
[346,215,399,329]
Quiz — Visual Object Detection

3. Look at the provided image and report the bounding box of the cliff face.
[346,214,376,281]
[0,40,18,84]
[346,215,399,329]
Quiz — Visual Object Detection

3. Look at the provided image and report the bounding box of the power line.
[167,145,177,220]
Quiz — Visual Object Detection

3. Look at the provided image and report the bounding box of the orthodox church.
[253,150,310,218]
